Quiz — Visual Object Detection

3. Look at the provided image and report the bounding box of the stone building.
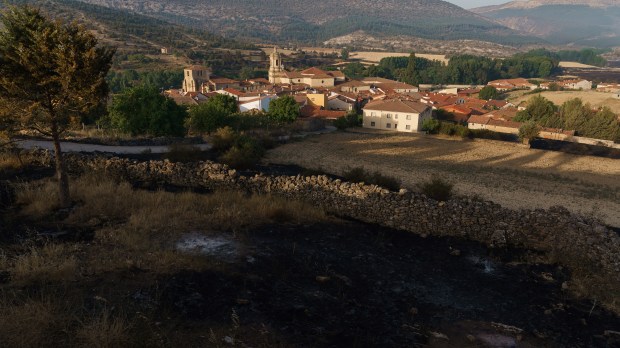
[182,65,210,93]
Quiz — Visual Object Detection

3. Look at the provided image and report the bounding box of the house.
[208,77,240,92]
[487,78,536,92]
[338,80,371,94]
[597,84,620,93]
[458,88,481,97]
[327,94,355,111]
[216,88,245,101]
[467,115,521,135]
[557,79,592,90]
[300,105,346,120]
[182,65,210,93]
[239,95,277,113]
[363,99,432,132]
[268,47,342,87]
[161,47,169,55]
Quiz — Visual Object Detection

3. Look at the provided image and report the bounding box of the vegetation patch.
[342,167,401,191]
[419,178,454,201]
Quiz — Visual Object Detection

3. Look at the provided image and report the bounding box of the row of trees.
[107,87,300,136]
[515,96,620,142]
[342,50,562,85]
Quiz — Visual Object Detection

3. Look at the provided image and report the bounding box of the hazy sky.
[444,0,512,9]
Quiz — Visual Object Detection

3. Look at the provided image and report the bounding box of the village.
[165,47,620,149]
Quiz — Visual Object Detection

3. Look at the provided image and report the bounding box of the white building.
[239,95,277,113]
[363,99,432,132]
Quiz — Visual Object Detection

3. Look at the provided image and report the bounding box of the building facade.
[363,99,432,132]
[182,66,210,93]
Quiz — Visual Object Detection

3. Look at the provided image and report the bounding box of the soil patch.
[154,222,620,347]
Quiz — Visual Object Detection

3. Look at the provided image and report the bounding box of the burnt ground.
[150,222,620,348]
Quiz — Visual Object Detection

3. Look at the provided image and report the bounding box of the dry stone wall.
[29,150,620,289]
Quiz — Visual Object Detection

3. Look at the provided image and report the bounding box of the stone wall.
[29,150,620,290]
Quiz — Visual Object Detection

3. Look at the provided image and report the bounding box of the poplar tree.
[0,5,115,206]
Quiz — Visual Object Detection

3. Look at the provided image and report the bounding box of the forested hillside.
[74,0,543,46]
[1,0,254,52]
[473,1,620,47]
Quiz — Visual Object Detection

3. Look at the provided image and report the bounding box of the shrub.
[219,135,265,169]
[519,121,541,143]
[421,118,440,134]
[342,167,401,191]
[210,126,239,152]
[420,178,453,201]
[164,144,203,162]
[333,111,362,130]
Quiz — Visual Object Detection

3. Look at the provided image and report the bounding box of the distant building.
[182,66,210,93]
[268,47,342,87]
[363,99,432,132]
[487,78,536,92]
[161,47,169,54]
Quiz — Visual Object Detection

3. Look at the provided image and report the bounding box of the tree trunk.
[52,129,70,207]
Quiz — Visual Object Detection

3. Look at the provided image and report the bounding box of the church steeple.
[269,46,284,84]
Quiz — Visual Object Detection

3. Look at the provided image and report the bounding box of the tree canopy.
[478,86,499,101]
[186,94,238,134]
[268,96,299,123]
[0,5,114,206]
[108,86,187,136]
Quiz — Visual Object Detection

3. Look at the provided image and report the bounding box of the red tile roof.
[364,99,429,114]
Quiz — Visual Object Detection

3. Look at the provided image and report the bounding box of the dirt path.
[265,131,620,227]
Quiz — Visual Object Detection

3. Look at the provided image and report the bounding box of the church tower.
[183,65,210,93]
[268,47,284,84]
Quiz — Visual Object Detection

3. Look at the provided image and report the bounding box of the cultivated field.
[558,61,597,68]
[350,51,448,64]
[513,90,620,113]
[265,131,620,227]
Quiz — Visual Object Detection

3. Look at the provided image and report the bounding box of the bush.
[164,144,203,162]
[334,111,362,130]
[219,135,265,169]
[421,118,440,134]
[210,126,238,152]
[342,167,401,191]
[420,178,453,201]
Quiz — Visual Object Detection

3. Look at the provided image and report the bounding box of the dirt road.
[265,131,620,227]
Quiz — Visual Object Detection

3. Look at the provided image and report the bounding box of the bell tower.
[268,46,284,84]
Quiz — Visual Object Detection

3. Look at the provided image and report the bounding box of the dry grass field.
[265,131,620,227]
[513,90,620,113]
[350,51,448,64]
[558,61,597,68]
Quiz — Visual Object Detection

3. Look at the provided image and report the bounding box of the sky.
[444,0,512,9]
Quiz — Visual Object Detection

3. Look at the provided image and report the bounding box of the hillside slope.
[473,1,620,47]
[73,0,543,46]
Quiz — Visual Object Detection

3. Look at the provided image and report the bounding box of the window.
[371,112,376,117]
[406,115,411,120]
[386,114,391,119]
[406,125,411,130]
[386,123,391,128]
[371,122,376,127]
[395,114,398,119]
[186,71,190,76]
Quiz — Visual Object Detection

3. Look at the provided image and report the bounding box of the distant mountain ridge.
[473,1,620,47]
[73,0,543,46]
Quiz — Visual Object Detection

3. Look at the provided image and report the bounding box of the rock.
[409,307,419,316]
[430,331,449,340]
[466,334,476,342]
[450,248,461,256]
[316,276,331,283]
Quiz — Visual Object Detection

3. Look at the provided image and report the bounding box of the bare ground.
[513,90,620,113]
[265,131,620,227]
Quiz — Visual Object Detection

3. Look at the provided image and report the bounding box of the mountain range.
[472,0,620,47]
[71,0,543,46]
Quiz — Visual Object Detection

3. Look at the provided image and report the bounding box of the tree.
[186,94,238,134]
[514,95,556,124]
[268,96,299,123]
[0,5,114,206]
[108,86,187,136]
[401,53,419,85]
[518,121,541,145]
[239,66,255,81]
[479,86,499,100]
[340,47,350,60]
